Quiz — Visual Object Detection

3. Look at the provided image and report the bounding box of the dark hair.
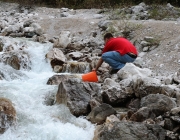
[104,33,113,40]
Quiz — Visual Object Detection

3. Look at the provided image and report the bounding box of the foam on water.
[0,37,95,140]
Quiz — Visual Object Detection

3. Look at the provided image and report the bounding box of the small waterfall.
[0,37,95,140]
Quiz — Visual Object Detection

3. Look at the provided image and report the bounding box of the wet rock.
[53,65,62,73]
[0,63,27,80]
[46,48,67,68]
[60,61,91,73]
[0,51,31,70]
[50,59,65,69]
[0,97,16,134]
[87,103,116,124]
[44,94,55,106]
[7,55,20,70]
[140,94,177,116]
[56,78,102,116]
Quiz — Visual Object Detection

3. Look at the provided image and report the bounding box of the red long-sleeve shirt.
[102,37,138,55]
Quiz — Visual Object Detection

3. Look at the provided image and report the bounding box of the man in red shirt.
[93,33,138,74]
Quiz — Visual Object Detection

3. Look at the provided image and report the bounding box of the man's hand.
[92,57,103,72]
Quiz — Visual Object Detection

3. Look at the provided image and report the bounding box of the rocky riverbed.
[0,1,180,140]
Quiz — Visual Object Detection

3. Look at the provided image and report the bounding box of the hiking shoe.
[109,69,120,74]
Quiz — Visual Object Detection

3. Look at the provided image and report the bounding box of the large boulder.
[93,121,166,140]
[0,98,16,134]
[117,63,152,80]
[102,78,135,106]
[56,78,102,116]
[140,94,177,116]
[46,48,66,62]
[46,48,67,68]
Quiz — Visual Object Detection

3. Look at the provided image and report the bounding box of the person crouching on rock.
[93,33,138,74]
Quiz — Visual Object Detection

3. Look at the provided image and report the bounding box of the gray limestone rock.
[141,94,177,116]
[56,78,102,116]
[87,103,116,124]
[93,121,166,140]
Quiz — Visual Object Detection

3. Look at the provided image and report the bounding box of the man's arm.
[93,57,104,71]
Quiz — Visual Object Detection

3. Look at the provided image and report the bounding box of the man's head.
[104,33,113,43]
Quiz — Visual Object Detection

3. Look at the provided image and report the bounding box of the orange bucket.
[82,71,98,82]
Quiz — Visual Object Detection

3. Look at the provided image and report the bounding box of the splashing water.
[0,37,95,140]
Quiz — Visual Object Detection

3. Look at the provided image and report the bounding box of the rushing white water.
[0,37,95,140]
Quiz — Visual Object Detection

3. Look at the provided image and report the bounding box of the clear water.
[0,37,95,140]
